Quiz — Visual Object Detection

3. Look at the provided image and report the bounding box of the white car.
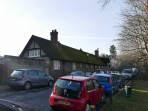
[122,69,133,80]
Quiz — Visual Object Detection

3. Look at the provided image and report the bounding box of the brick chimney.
[95,48,99,57]
[50,29,58,42]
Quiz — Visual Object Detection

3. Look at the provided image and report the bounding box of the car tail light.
[78,92,82,99]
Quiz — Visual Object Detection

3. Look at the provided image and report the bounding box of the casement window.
[53,60,60,70]
[72,62,77,70]
[29,49,40,57]
[91,65,93,68]
[86,64,89,68]
[80,63,83,67]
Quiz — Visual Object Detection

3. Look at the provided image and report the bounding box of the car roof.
[59,75,92,81]
[93,73,112,77]
[15,69,40,71]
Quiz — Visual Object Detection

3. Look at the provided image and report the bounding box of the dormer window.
[29,49,40,58]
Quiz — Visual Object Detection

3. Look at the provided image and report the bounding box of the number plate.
[58,100,70,105]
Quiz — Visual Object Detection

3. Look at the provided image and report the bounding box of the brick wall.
[0,55,46,84]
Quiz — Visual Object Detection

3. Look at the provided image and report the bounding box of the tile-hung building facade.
[20,30,110,80]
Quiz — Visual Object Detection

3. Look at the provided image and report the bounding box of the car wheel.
[84,103,90,111]
[24,82,31,90]
[101,93,107,103]
[48,80,53,87]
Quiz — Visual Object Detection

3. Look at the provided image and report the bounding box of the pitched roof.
[20,35,107,65]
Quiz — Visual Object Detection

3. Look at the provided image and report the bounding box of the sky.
[0,0,125,56]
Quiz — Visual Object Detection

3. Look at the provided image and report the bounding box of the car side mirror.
[98,84,102,88]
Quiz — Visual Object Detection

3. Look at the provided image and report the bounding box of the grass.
[103,80,148,111]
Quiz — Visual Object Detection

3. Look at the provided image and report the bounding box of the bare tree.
[117,0,148,74]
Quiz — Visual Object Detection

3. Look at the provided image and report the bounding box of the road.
[0,87,52,111]
[0,86,106,111]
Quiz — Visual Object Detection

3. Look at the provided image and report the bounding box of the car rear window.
[55,79,82,99]
[11,70,24,77]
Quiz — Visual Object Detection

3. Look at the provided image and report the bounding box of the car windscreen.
[95,76,109,83]
[55,79,82,99]
[11,70,24,77]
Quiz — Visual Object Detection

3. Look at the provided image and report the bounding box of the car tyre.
[24,82,31,90]
[50,106,56,111]
[84,103,90,111]
[48,80,53,87]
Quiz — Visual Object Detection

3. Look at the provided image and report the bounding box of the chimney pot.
[50,29,58,42]
[95,48,99,57]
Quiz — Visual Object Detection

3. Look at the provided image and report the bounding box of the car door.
[86,79,98,105]
[37,70,49,85]
[93,79,104,103]
[27,70,39,86]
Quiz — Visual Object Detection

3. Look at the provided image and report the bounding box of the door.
[37,70,49,85]
[86,80,98,105]
[27,70,39,86]
[93,79,104,102]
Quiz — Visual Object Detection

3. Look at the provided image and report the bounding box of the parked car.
[92,74,119,96]
[49,75,105,111]
[109,73,126,88]
[0,99,40,111]
[122,69,133,80]
[70,71,86,76]
[8,69,54,90]
[93,69,104,74]
[85,72,93,77]
[109,71,121,74]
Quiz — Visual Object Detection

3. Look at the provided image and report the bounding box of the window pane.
[29,49,40,57]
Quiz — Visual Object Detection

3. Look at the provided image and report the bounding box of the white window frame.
[29,49,40,57]
[53,60,60,70]
[72,62,77,70]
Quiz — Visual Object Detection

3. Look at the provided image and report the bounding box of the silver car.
[8,69,54,90]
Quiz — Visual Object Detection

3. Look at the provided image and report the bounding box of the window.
[56,79,82,99]
[54,60,60,70]
[38,71,46,77]
[86,64,89,68]
[72,62,76,70]
[80,63,83,67]
[86,80,95,91]
[93,80,100,89]
[29,49,40,57]
[27,70,37,77]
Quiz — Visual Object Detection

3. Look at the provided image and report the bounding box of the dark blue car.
[93,74,119,96]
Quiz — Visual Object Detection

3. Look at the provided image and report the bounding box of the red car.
[49,75,105,111]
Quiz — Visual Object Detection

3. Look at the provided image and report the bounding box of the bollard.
[124,85,132,97]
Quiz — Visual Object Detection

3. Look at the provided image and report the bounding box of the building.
[19,30,110,80]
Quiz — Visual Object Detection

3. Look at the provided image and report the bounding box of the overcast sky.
[0,0,125,56]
